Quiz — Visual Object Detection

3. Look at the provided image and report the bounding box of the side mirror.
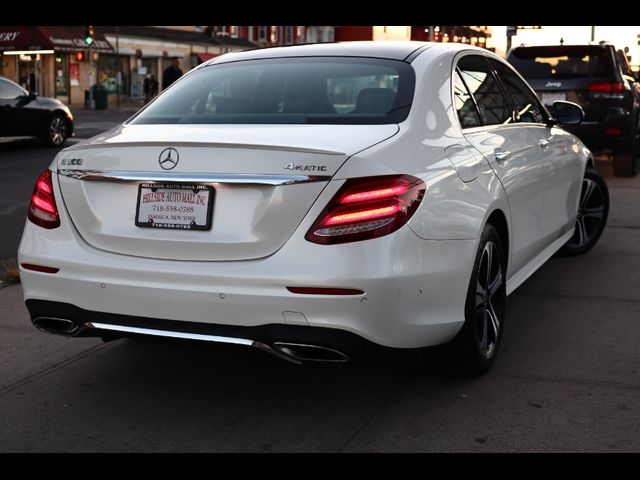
[550,101,584,126]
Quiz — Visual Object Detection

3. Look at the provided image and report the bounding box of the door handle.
[494,149,511,163]
[539,139,550,150]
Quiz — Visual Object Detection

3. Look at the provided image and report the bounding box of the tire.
[613,152,635,177]
[558,168,609,256]
[40,112,69,147]
[613,114,639,177]
[446,224,507,377]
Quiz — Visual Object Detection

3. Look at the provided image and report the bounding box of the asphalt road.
[0,112,640,452]
[0,122,639,451]
[0,109,136,262]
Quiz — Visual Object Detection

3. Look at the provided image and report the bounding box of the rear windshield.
[508,45,614,79]
[129,57,415,125]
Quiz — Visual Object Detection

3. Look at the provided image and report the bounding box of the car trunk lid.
[55,123,398,261]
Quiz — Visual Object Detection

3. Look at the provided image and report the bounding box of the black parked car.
[0,75,73,147]
[508,43,640,176]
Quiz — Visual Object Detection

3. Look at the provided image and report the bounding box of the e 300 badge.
[60,158,83,166]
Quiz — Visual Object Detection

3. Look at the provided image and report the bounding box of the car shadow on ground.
[81,335,475,418]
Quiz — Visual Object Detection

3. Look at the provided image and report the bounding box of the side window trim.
[455,66,484,128]
[453,52,514,129]
[487,56,552,125]
[481,55,517,125]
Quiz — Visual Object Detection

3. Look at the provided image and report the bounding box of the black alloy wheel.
[559,168,609,256]
[448,224,506,377]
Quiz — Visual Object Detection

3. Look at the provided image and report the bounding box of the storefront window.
[18,54,42,94]
[55,54,68,96]
[97,54,128,94]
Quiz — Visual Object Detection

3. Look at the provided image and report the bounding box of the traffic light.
[84,26,94,46]
[76,51,85,62]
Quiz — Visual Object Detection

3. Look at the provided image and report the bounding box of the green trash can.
[94,84,108,110]
[85,85,108,110]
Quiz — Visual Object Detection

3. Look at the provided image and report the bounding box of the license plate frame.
[135,183,214,231]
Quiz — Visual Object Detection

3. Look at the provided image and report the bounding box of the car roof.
[209,41,434,65]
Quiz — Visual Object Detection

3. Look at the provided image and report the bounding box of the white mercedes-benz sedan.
[18,42,609,375]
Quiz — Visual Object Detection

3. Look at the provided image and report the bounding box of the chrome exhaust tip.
[273,342,350,363]
[33,317,79,335]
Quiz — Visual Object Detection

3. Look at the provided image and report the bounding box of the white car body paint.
[19,42,590,353]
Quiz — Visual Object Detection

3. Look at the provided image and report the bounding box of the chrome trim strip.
[63,141,345,156]
[87,322,302,364]
[58,169,331,185]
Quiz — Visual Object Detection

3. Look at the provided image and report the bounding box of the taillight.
[28,170,60,229]
[306,175,425,245]
[588,82,625,93]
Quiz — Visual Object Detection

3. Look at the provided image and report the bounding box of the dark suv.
[508,43,640,176]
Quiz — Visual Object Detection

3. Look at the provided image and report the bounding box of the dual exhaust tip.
[33,317,79,335]
[272,342,349,363]
[32,317,350,364]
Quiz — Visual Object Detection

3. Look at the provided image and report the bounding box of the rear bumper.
[25,299,425,363]
[564,109,634,152]
[18,203,477,350]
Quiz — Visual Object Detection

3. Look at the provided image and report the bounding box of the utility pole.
[84,26,95,110]
[88,43,94,109]
[429,26,434,42]
[591,26,595,42]
[506,26,517,52]
[116,26,120,108]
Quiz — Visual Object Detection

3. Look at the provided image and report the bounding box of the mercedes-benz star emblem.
[159,147,179,170]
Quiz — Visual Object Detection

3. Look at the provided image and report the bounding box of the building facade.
[0,26,114,105]
[96,26,255,106]
[0,26,256,108]
[204,26,335,47]
[335,26,492,49]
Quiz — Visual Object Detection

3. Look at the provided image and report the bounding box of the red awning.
[194,52,218,63]
[0,26,113,53]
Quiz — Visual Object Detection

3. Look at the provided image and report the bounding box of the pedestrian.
[162,58,183,90]
[144,74,159,103]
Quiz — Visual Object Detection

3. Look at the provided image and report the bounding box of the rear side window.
[457,55,512,126]
[130,57,415,125]
[489,59,545,124]
[508,45,614,79]
[453,70,482,128]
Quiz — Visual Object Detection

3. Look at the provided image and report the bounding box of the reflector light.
[21,264,59,274]
[286,287,364,295]
[606,128,621,135]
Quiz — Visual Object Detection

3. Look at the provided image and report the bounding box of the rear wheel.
[559,168,609,256]
[613,115,639,177]
[40,113,68,147]
[447,224,506,377]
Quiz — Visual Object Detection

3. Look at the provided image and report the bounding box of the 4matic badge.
[283,163,327,172]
